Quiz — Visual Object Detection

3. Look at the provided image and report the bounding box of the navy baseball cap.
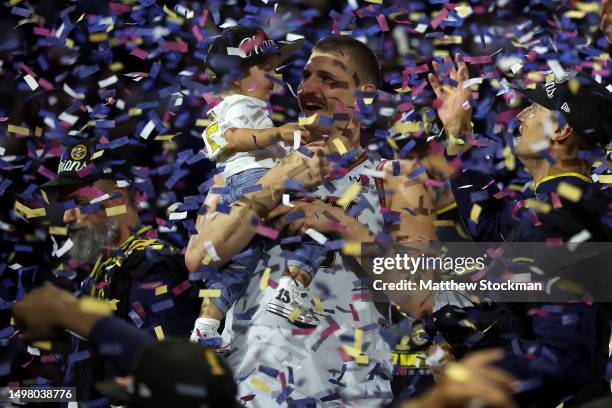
[40,138,133,192]
[96,340,239,408]
[205,25,303,82]
[516,71,612,147]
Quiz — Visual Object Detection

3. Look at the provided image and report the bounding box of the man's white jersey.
[222,155,394,407]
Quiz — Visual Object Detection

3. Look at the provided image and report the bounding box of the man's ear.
[361,84,377,93]
[551,123,574,143]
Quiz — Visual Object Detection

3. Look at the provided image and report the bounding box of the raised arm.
[185,147,325,272]
[428,54,518,241]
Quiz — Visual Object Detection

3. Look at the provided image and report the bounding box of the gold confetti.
[598,175,612,184]
[314,297,324,315]
[78,297,113,316]
[91,150,104,160]
[343,241,361,256]
[105,205,127,217]
[250,376,271,392]
[49,226,68,236]
[470,204,482,222]
[199,289,221,298]
[524,199,552,213]
[433,220,455,227]
[557,182,582,202]
[32,341,52,351]
[259,267,271,290]
[204,350,225,375]
[154,325,165,340]
[338,183,361,207]
[298,114,317,125]
[8,125,30,136]
[332,138,348,155]
[287,308,301,323]
[155,285,168,296]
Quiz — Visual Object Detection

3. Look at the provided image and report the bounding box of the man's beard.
[68,217,120,264]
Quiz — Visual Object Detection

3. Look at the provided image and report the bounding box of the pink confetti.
[424,179,446,188]
[130,47,149,59]
[320,323,340,340]
[550,192,562,209]
[78,185,106,198]
[38,77,54,90]
[132,301,146,317]
[198,9,209,27]
[349,304,360,321]
[546,237,564,246]
[463,55,493,64]
[164,41,188,53]
[376,15,389,32]
[403,64,429,75]
[109,2,132,13]
[255,224,279,240]
[33,27,50,36]
[18,63,37,78]
[155,217,167,226]
[96,280,108,290]
[77,163,95,178]
[291,327,316,336]
[138,281,164,289]
[398,102,414,112]
[37,165,57,180]
[191,25,204,42]
[529,209,542,227]
[431,8,448,29]
[40,354,59,363]
[172,280,192,296]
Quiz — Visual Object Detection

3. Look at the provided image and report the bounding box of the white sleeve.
[223,98,274,130]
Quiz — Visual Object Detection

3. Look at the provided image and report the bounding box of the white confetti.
[292,129,301,150]
[169,211,188,220]
[305,228,328,245]
[203,240,221,262]
[282,194,294,207]
[462,77,484,89]
[59,111,79,125]
[90,193,110,204]
[63,83,85,99]
[98,75,118,88]
[546,60,566,81]
[140,120,155,139]
[23,74,38,90]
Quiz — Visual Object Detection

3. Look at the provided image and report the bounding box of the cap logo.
[70,144,88,161]
[560,102,570,113]
[238,32,275,58]
[544,78,556,99]
[58,159,87,174]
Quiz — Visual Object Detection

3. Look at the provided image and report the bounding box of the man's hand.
[12,285,102,342]
[404,349,518,408]
[277,123,312,145]
[601,0,612,43]
[259,145,326,194]
[427,53,473,155]
[268,199,357,237]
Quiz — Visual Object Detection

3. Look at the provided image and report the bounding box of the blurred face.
[236,54,281,101]
[61,181,121,263]
[515,103,556,160]
[298,50,359,118]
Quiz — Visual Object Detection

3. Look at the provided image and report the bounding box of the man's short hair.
[313,36,381,87]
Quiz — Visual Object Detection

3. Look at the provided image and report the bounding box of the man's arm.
[185,148,325,271]
[428,54,519,242]
[12,285,154,375]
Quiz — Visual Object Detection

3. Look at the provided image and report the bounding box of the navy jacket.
[448,147,612,405]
